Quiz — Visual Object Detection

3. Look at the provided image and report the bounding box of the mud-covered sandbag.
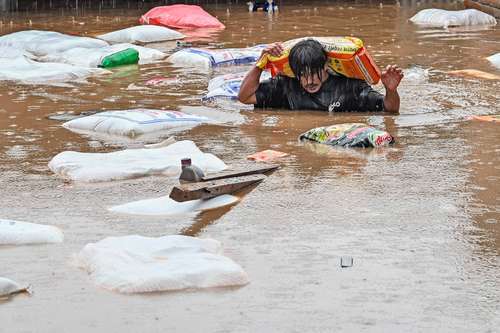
[98,25,184,44]
[48,140,227,182]
[140,4,225,29]
[0,30,108,56]
[63,109,209,137]
[487,53,500,69]
[167,46,265,69]
[39,43,165,67]
[256,37,380,84]
[205,71,271,100]
[410,9,497,28]
[0,219,63,245]
[76,235,247,293]
[300,123,394,148]
[0,51,107,84]
[109,194,238,216]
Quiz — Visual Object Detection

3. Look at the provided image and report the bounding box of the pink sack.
[140,5,225,29]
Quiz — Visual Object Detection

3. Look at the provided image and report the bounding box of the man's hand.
[381,65,403,92]
[262,42,284,57]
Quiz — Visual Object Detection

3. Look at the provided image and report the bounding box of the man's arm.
[238,42,284,105]
[381,65,404,113]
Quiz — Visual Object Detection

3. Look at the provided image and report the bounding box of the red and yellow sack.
[256,37,381,85]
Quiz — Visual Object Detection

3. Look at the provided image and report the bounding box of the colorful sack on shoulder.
[256,37,380,84]
[299,123,394,148]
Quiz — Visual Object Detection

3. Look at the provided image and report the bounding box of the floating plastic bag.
[448,69,500,80]
[75,235,248,293]
[470,115,500,123]
[98,25,184,44]
[48,140,227,182]
[409,9,497,28]
[256,37,381,84]
[140,4,225,29]
[110,194,238,216]
[63,109,209,137]
[0,52,106,84]
[247,150,289,162]
[39,43,166,67]
[487,53,500,69]
[0,219,64,245]
[0,30,108,56]
[0,278,29,298]
[167,45,266,69]
[204,71,271,100]
[299,123,394,148]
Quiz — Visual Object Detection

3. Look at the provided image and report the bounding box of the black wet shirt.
[255,74,384,112]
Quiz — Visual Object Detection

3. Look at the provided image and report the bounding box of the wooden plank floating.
[464,0,500,18]
[170,174,266,202]
[201,164,279,181]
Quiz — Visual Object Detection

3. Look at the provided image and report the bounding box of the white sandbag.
[62,109,209,137]
[76,235,248,293]
[97,25,184,44]
[39,43,166,67]
[487,53,500,69]
[0,278,27,297]
[167,45,266,69]
[109,194,238,216]
[410,9,497,28]
[0,56,107,84]
[0,219,63,245]
[0,30,108,56]
[205,71,271,100]
[48,140,227,182]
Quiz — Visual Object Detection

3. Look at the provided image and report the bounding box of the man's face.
[299,67,328,93]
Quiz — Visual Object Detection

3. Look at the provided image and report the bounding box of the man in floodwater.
[238,39,403,113]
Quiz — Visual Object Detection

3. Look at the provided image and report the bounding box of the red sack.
[140,5,225,29]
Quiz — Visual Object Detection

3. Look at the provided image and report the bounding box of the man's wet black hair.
[289,39,328,82]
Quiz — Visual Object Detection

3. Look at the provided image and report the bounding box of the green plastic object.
[99,48,139,68]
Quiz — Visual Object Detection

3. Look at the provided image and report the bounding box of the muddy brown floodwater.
[0,1,499,332]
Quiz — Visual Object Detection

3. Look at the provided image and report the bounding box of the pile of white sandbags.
[48,140,227,182]
[62,109,209,137]
[410,9,497,28]
[75,235,248,293]
[167,45,266,69]
[0,219,63,245]
[97,25,184,44]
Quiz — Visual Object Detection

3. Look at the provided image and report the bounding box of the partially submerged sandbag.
[0,52,106,84]
[204,71,271,100]
[76,235,248,293]
[48,140,227,182]
[0,278,29,298]
[167,46,265,69]
[62,109,209,137]
[0,219,63,245]
[299,123,394,148]
[256,37,381,84]
[0,30,108,56]
[140,4,225,29]
[39,43,166,67]
[487,53,500,69]
[109,194,238,216]
[97,25,184,44]
[410,9,497,28]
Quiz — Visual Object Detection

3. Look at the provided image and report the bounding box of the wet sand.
[0,1,499,332]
